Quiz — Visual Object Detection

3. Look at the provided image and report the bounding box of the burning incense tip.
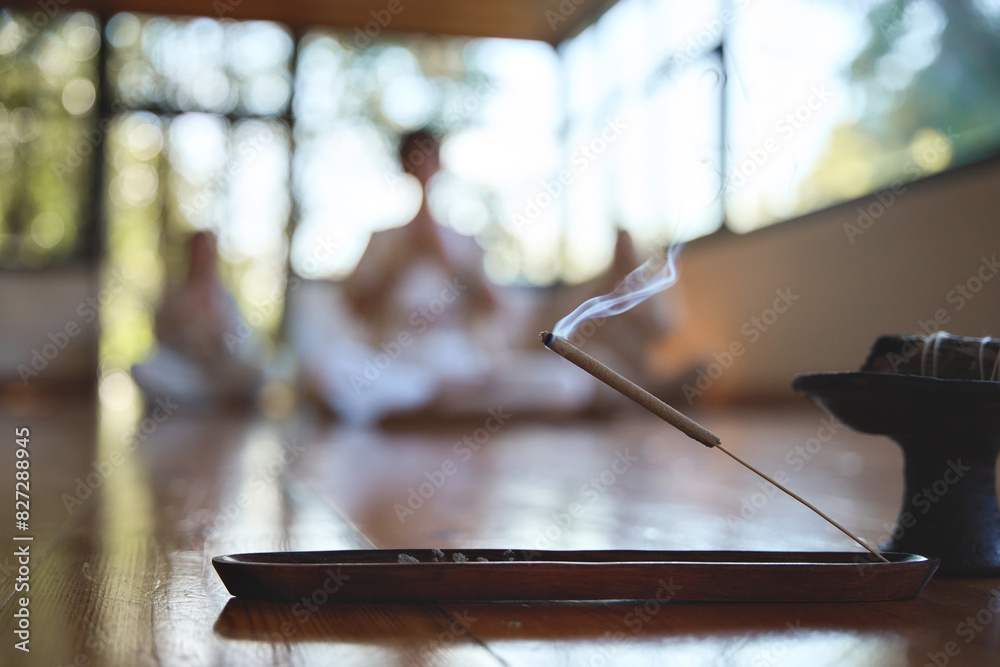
[541,331,721,448]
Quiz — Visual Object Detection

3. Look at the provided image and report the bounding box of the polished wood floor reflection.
[1,395,998,666]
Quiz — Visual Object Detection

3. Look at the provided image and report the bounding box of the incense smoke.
[553,244,682,339]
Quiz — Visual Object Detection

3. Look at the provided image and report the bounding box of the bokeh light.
[30,211,65,249]
[62,77,96,115]
[0,10,96,268]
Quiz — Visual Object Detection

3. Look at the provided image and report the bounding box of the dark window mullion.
[89,12,111,266]
[276,27,304,346]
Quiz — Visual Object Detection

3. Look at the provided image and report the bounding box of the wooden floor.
[1,394,998,666]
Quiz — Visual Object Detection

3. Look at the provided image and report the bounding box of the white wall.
[667,157,1000,402]
[0,270,99,387]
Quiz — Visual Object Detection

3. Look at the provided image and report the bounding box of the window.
[101,15,295,363]
[561,0,726,277]
[0,11,100,268]
[559,0,1000,237]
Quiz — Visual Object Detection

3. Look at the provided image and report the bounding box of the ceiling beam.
[19,0,616,44]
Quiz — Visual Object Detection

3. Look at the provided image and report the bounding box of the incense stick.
[712,445,887,562]
[541,331,889,564]
[541,332,721,447]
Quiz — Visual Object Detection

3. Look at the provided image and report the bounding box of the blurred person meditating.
[343,129,499,349]
[294,129,591,424]
[132,231,263,407]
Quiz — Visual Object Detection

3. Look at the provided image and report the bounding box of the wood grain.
[7,0,609,45]
[1,396,998,666]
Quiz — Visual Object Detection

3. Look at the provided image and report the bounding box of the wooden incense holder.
[795,371,1000,577]
[213,549,937,603]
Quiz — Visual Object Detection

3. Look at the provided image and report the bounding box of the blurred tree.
[803,0,1000,208]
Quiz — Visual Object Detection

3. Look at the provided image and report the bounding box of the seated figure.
[293,129,592,424]
[132,231,263,408]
